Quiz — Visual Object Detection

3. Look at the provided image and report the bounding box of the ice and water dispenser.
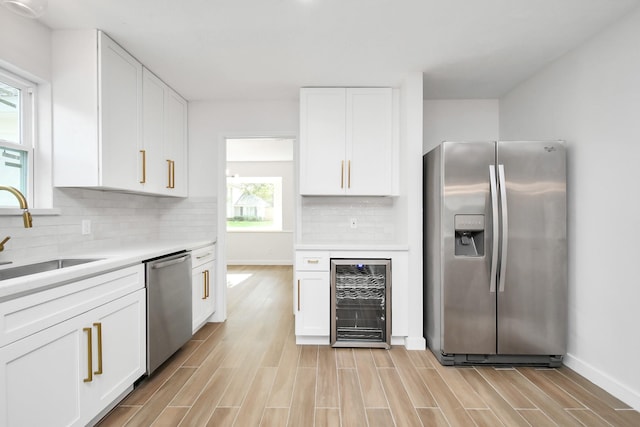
[454,214,485,257]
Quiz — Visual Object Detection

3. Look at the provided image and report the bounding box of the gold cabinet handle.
[297,279,301,311]
[348,160,351,189]
[340,161,344,189]
[139,150,146,183]
[205,270,210,298]
[83,327,93,383]
[93,322,103,375]
[202,270,208,299]
[307,259,319,264]
[166,160,176,189]
[171,160,176,188]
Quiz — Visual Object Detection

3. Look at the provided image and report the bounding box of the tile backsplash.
[0,188,217,263]
[300,196,398,243]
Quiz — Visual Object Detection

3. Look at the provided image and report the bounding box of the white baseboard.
[564,352,640,411]
[403,336,427,350]
[227,259,293,266]
[296,335,330,345]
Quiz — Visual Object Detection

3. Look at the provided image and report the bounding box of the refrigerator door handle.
[498,164,509,292]
[489,165,499,293]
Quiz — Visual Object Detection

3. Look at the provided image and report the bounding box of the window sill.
[0,208,61,216]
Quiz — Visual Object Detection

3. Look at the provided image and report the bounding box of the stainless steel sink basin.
[0,258,104,281]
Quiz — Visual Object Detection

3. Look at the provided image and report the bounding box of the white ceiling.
[37,0,640,101]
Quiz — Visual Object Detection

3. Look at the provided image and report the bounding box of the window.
[225,137,293,232]
[226,176,283,231]
[0,68,34,207]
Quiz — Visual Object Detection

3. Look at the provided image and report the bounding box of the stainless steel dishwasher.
[145,251,192,375]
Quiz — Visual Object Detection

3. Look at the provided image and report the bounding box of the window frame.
[0,67,36,208]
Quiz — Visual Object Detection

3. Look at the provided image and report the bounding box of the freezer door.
[496,141,567,355]
[441,141,497,355]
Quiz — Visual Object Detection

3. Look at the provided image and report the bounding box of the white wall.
[188,100,299,198]
[0,7,53,209]
[423,99,500,153]
[226,160,294,265]
[400,72,426,350]
[0,8,50,80]
[188,99,298,320]
[188,99,299,266]
[500,7,640,410]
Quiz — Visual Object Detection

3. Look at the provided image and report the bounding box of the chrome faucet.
[0,186,33,253]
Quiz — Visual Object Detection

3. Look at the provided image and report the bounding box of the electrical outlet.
[350,217,358,229]
[82,219,91,235]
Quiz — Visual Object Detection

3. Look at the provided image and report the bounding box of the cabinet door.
[299,88,347,195]
[163,89,188,197]
[87,289,146,417]
[346,88,393,195]
[0,290,146,427]
[0,316,85,427]
[98,31,143,191]
[192,261,215,333]
[141,69,166,194]
[295,272,330,336]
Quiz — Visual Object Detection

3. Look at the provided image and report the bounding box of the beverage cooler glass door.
[330,259,391,349]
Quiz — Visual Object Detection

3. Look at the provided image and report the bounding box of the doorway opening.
[224,137,295,269]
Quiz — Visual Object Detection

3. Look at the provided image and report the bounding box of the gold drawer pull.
[93,322,103,375]
[307,259,319,264]
[206,270,210,298]
[83,327,93,383]
[202,270,209,299]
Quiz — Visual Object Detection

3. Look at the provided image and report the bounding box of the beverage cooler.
[330,259,391,349]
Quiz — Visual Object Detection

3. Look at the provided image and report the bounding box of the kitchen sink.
[0,258,104,281]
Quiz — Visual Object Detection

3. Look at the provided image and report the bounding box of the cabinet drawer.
[192,245,215,268]
[295,252,329,271]
[0,265,144,348]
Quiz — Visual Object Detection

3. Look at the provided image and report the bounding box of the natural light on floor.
[226,273,252,288]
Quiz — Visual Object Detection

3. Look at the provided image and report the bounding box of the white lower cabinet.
[294,251,330,343]
[294,271,330,338]
[192,245,216,333]
[0,267,146,427]
[1,314,85,426]
[86,289,146,419]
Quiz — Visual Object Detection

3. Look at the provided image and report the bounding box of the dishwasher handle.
[151,255,190,269]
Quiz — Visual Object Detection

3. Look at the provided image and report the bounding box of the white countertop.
[0,240,215,301]
[295,243,409,251]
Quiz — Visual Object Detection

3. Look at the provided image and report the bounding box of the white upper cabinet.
[299,88,396,196]
[52,30,188,197]
[142,69,188,197]
[163,89,188,196]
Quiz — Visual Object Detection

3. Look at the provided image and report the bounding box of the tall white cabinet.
[53,30,188,197]
[299,87,396,196]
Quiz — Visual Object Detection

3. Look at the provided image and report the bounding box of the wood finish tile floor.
[98,266,640,426]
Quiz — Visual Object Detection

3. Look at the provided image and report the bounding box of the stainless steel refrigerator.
[423,141,566,366]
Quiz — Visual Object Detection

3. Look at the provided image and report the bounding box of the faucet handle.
[23,211,33,228]
[0,236,10,252]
